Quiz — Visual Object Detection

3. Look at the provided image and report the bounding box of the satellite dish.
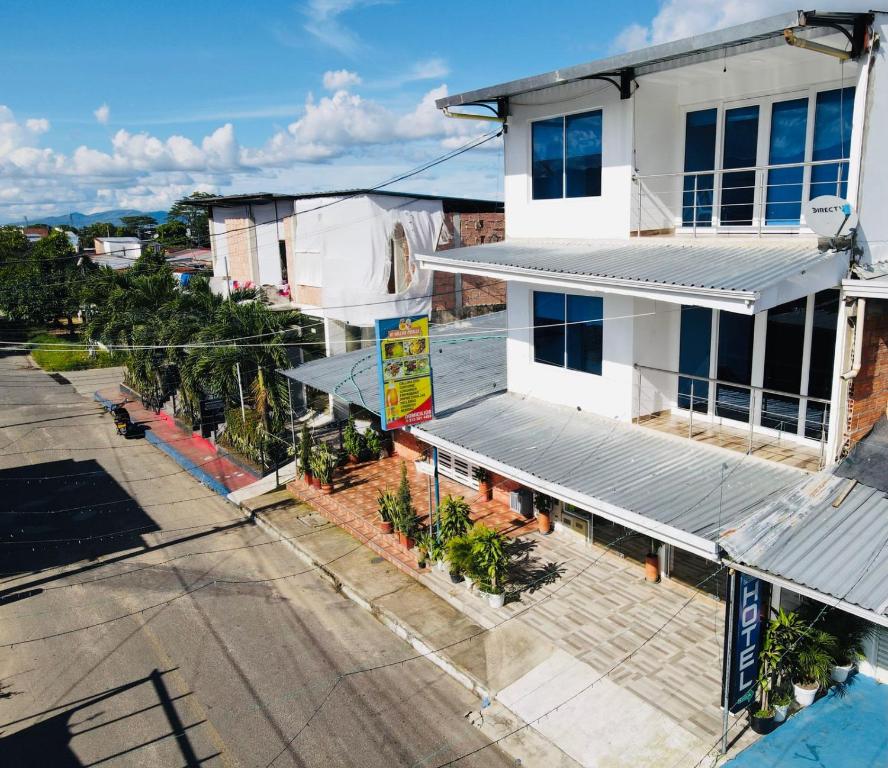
[805,195,858,238]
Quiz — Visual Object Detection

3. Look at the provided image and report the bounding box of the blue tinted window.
[566,294,603,374]
[810,87,855,199]
[716,312,755,421]
[805,289,839,438]
[721,105,760,225]
[682,109,717,227]
[533,291,565,366]
[532,118,564,200]
[678,306,712,412]
[566,111,602,198]
[761,297,807,432]
[766,98,808,225]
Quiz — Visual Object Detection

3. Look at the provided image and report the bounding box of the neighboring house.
[22,225,50,243]
[93,236,142,260]
[192,191,505,353]
[284,8,888,684]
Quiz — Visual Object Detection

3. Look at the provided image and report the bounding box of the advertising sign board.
[722,572,765,713]
[375,315,434,430]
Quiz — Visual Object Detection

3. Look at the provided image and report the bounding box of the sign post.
[375,315,435,431]
[721,570,765,752]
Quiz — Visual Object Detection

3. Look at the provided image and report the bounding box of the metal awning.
[437,11,871,108]
[280,312,507,415]
[721,419,888,626]
[412,392,804,560]
[417,238,850,314]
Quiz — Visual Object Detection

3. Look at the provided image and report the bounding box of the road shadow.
[0,668,216,767]
[0,459,160,578]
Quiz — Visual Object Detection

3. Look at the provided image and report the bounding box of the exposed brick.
[848,299,888,445]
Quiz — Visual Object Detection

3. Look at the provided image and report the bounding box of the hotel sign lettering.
[724,572,765,713]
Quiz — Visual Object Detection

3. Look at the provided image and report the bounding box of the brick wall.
[393,430,426,461]
[848,298,888,444]
[225,216,255,284]
[432,211,506,319]
[490,471,521,505]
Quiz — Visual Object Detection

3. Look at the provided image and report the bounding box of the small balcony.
[632,158,850,237]
[633,364,828,472]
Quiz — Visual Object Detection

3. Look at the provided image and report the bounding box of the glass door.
[716,312,755,422]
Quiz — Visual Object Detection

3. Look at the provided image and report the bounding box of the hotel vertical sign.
[723,571,765,713]
[375,315,434,431]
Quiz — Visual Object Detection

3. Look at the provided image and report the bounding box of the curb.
[246,507,492,701]
[144,430,231,498]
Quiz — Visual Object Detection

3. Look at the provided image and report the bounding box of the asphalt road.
[0,352,511,768]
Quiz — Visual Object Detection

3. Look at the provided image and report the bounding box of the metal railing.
[632,157,850,237]
[634,363,831,468]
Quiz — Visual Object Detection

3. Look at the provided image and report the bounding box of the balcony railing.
[632,158,850,237]
[634,363,830,470]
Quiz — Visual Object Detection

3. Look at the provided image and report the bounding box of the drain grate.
[48,373,70,385]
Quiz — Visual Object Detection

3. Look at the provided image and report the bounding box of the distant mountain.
[8,209,169,227]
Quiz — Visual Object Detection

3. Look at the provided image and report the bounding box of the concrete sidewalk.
[239,493,752,768]
[241,497,581,768]
[94,383,259,496]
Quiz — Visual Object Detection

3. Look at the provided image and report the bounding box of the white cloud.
[323,69,362,90]
[25,118,50,134]
[94,103,110,125]
[301,0,390,56]
[407,58,449,81]
[615,0,864,50]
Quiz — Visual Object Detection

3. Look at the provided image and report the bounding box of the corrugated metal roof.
[435,12,860,108]
[720,471,888,621]
[280,311,507,415]
[414,392,803,558]
[418,238,849,313]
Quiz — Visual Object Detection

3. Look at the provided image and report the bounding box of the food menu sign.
[375,315,434,430]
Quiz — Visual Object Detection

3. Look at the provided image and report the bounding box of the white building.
[93,236,142,260]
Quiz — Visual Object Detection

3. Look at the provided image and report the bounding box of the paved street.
[0,352,511,768]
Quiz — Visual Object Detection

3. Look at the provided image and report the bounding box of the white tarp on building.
[293,194,444,326]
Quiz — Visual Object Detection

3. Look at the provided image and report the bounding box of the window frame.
[531,289,603,376]
[678,80,853,233]
[529,106,604,202]
[674,292,840,443]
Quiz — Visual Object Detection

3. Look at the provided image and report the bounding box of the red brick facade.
[432,211,506,319]
[393,430,426,461]
[848,298,888,444]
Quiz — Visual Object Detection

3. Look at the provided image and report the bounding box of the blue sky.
[0,0,799,221]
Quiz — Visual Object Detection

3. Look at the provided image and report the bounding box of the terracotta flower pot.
[320,483,333,494]
[311,475,321,489]
[397,531,407,547]
[378,520,394,535]
[479,479,492,501]
[348,454,359,465]
[645,553,660,583]
[537,511,551,535]
[304,472,314,487]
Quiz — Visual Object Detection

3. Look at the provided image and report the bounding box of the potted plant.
[439,495,472,544]
[446,532,476,588]
[473,467,492,501]
[416,530,438,569]
[470,523,509,609]
[376,489,397,534]
[772,687,792,723]
[533,492,552,535]
[310,443,337,494]
[299,424,314,486]
[749,707,776,735]
[820,609,874,683]
[645,541,660,583]
[364,426,383,461]
[343,415,363,464]
[395,462,416,548]
[767,609,836,708]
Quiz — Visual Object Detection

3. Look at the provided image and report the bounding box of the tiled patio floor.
[286,455,535,576]
[425,529,754,752]
[636,411,822,472]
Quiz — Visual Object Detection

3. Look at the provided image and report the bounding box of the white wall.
[209,213,228,279]
[253,201,290,286]
[634,299,681,417]
[504,81,633,240]
[855,12,888,267]
[506,280,636,419]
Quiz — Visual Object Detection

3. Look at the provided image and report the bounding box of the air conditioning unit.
[509,489,533,518]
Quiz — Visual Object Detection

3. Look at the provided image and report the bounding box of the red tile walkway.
[287,455,535,575]
[96,385,259,494]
